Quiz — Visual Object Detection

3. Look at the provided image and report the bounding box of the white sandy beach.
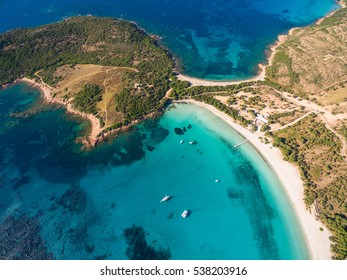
[177,66,266,87]
[173,3,347,259]
[177,99,332,260]
[13,0,345,259]
[177,33,286,87]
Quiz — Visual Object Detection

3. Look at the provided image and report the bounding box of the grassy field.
[51,64,136,127]
[318,87,347,106]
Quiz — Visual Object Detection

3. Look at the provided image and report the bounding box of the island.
[0,2,346,260]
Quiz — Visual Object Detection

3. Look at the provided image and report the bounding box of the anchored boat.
[160,195,171,202]
[181,210,189,218]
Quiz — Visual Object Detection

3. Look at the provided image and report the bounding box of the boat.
[181,210,189,218]
[189,141,196,145]
[180,140,184,144]
[215,179,220,183]
[160,195,171,202]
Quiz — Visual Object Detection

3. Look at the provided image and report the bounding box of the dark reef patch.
[227,188,242,200]
[174,128,184,135]
[151,127,169,144]
[146,145,155,152]
[56,183,87,214]
[12,175,30,190]
[235,159,278,260]
[94,254,108,260]
[0,214,53,260]
[124,225,171,260]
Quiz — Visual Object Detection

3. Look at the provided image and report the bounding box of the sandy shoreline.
[19,77,102,145]
[177,99,332,260]
[176,32,286,87]
[4,1,343,259]
[177,1,345,87]
[177,65,266,87]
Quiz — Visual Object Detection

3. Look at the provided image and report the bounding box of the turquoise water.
[0,0,339,80]
[0,84,308,259]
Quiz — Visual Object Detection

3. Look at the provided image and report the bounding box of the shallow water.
[0,0,339,80]
[0,84,308,259]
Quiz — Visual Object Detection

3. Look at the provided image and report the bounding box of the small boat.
[160,195,171,203]
[181,210,189,218]
[215,179,220,183]
[180,140,184,144]
[189,141,196,145]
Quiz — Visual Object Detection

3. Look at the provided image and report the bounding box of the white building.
[256,114,269,124]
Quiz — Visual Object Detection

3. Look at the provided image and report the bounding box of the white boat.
[180,140,184,144]
[181,210,189,218]
[189,141,196,145]
[160,195,170,202]
[215,179,220,183]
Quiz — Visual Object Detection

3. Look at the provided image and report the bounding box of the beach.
[12,0,345,259]
[173,4,346,258]
[177,0,344,88]
[176,33,286,87]
[177,99,332,260]
[177,65,265,87]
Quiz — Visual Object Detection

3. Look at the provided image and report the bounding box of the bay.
[0,84,308,259]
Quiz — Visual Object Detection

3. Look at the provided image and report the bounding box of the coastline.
[177,65,266,87]
[17,77,159,147]
[177,1,345,87]
[19,77,102,146]
[176,99,332,260]
[316,0,346,25]
[176,32,286,87]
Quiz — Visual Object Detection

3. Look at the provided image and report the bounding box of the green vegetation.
[72,84,102,115]
[266,5,347,96]
[1,12,346,260]
[0,16,174,123]
[192,95,251,126]
[268,110,303,125]
[273,115,347,259]
[266,49,299,86]
[339,126,347,143]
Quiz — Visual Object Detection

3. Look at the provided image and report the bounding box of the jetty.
[234,140,248,148]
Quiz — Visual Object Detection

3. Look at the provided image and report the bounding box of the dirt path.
[165,88,173,98]
[271,111,315,132]
[102,71,109,125]
[59,66,137,89]
[322,78,347,91]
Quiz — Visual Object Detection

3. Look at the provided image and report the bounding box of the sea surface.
[0,0,339,80]
[0,83,308,259]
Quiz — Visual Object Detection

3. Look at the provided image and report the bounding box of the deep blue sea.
[0,83,308,259]
[0,0,338,260]
[0,0,339,80]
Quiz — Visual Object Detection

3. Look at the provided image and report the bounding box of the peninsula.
[0,16,174,145]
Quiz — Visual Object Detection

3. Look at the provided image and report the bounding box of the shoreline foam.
[176,99,332,260]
